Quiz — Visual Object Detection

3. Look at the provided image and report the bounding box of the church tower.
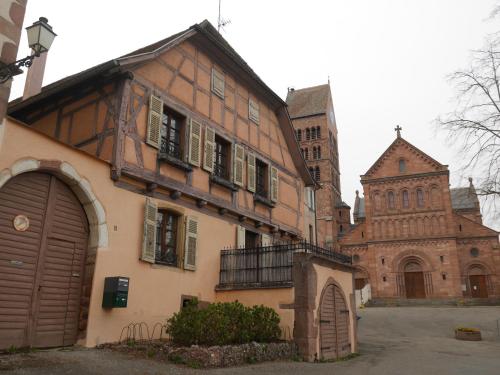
[286,84,348,248]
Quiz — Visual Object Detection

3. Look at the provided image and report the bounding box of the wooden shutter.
[146,95,163,149]
[233,144,245,186]
[261,233,272,246]
[183,216,198,270]
[270,166,279,202]
[141,198,157,263]
[188,119,202,167]
[237,225,246,248]
[247,153,256,192]
[211,68,225,99]
[249,98,260,124]
[203,126,216,172]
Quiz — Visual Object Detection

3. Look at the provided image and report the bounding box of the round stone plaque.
[13,215,29,232]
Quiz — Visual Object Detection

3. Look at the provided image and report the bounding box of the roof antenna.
[217,0,231,33]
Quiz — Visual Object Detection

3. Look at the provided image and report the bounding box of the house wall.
[0,119,297,347]
[214,288,295,339]
[119,40,305,236]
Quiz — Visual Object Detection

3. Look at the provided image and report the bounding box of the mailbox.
[102,276,129,308]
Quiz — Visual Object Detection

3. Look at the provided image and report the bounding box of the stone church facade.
[340,130,500,302]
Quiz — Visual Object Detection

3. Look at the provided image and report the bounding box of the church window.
[381,257,385,265]
[304,148,309,160]
[442,274,447,280]
[296,129,302,141]
[317,146,321,159]
[306,128,311,140]
[314,166,321,182]
[316,126,321,138]
[340,224,343,233]
[382,276,387,282]
[417,188,424,207]
[387,191,395,209]
[399,159,406,173]
[402,190,409,208]
[352,254,360,263]
[311,127,316,140]
[440,255,444,263]
[361,231,364,238]
[470,248,479,257]
[312,146,317,159]
[459,224,462,232]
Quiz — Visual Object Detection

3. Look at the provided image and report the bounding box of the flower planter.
[455,328,481,341]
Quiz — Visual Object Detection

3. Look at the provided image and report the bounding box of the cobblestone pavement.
[1,306,500,375]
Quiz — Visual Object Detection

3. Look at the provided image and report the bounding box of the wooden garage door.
[319,284,351,360]
[0,172,88,349]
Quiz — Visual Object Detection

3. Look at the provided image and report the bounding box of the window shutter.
[203,126,216,172]
[247,153,256,192]
[233,144,245,187]
[237,225,246,248]
[146,95,163,149]
[270,166,279,202]
[141,198,157,263]
[183,216,198,271]
[188,118,202,167]
[249,98,260,124]
[211,68,225,99]
[261,233,272,247]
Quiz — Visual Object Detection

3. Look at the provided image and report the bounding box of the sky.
[10,0,500,230]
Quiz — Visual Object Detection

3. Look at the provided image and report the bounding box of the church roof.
[285,84,330,119]
[450,187,478,210]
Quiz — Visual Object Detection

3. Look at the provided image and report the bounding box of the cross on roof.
[395,125,402,138]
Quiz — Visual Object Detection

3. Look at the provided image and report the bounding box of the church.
[340,128,500,303]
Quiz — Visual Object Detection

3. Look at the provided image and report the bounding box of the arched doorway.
[404,261,426,298]
[468,266,488,298]
[319,283,351,360]
[0,172,89,348]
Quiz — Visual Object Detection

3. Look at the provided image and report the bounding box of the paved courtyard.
[1,306,500,375]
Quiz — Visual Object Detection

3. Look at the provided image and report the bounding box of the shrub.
[166,299,281,346]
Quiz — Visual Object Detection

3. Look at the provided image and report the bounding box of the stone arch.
[461,260,493,276]
[0,158,108,339]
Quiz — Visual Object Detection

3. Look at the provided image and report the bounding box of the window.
[312,146,317,159]
[311,127,316,140]
[383,276,387,282]
[306,128,311,140]
[214,135,231,180]
[314,166,320,182]
[402,190,409,208]
[399,159,406,173]
[388,191,395,209]
[381,257,385,265]
[296,129,302,141]
[245,230,259,248]
[309,225,314,243]
[340,224,343,233]
[304,148,309,160]
[417,188,424,208]
[211,68,225,99]
[317,146,321,159]
[316,126,321,139]
[352,254,360,263]
[160,108,184,159]
[442,274,447,281]
[440,255,444,263]
[256,159,269,198]
[309,167,314,179]
[155,210,179,266]
[470,248,479,257]
[248,98,259,124]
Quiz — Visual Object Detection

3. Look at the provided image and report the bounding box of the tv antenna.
[217,0,231,33]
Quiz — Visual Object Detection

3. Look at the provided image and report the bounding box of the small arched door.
[319,284,351,360]
[469,266,488,298]
[0,172,89,349]
[404,262,425,298]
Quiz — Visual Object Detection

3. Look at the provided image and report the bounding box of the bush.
[166,299,281,346]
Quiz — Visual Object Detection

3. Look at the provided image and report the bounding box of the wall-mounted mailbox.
[102,276,129,308]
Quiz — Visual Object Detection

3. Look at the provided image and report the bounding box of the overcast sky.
[10,0,499,230]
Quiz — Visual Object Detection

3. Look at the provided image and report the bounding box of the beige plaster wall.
[312,263,356,354]
[215,288,295,340]
[0,119,268,347]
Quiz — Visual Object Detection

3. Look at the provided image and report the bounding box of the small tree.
[437,34,500,211]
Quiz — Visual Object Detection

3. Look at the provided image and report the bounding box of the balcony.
[216,241,352,290]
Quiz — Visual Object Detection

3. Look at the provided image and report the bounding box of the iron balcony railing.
[218,241,352,289]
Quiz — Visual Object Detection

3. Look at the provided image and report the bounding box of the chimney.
[23,51,48,100]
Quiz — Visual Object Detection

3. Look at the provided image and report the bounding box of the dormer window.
[399,159,406,173]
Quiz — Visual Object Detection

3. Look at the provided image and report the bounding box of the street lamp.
[0,17,56,84]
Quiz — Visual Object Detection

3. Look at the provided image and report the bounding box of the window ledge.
[210,174,239,191]
[158,153,192,172]
[254,194,275,208]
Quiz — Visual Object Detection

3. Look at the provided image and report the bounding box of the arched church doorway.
[404,261,426,298]
[468,266,488,298]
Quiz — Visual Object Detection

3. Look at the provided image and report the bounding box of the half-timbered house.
[0,20,356,360]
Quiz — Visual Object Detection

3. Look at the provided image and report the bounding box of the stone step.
[365,298,500,307]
